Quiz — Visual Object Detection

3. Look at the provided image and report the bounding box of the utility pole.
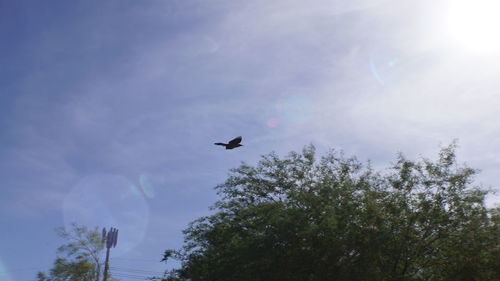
[102,227,119,281]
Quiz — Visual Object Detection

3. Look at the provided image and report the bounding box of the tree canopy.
[37,223,107,281]
[160,144,499,281]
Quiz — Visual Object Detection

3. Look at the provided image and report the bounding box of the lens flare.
[129,183,141,196]
[266,117,279,128]
[280,95,312,124]
[369,51,400,86]
[62,174,149,256]
[139,174,155,199]
[0,260,12,281]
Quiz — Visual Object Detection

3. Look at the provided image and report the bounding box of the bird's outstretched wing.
[214,142,227,146]
[228,136,242,145]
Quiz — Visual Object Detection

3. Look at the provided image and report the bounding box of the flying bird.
[214,136,243,150]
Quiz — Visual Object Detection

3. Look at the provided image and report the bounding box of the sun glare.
[445,0,500,54]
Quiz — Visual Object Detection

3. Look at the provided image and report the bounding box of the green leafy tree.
[37,258,95,281]
[160,143,499,281]
[37,223,113,281]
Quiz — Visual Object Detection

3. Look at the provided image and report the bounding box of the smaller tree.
[37,223,109,281]
[37,258,96,281]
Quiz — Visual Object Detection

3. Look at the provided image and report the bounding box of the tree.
[37,258,96,281]
[37,223,110,281]
[160,143,499,281]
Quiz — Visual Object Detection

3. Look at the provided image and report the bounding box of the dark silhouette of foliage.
[160,143,499,281]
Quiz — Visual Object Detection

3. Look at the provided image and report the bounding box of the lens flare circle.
[0,259,12,281]
[62,174,149,256]
[139,174,155,199]
[369,51,400,86]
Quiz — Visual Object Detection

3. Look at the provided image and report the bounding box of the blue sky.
[1,0,500,280]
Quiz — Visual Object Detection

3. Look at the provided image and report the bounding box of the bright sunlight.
[445,0,500,54]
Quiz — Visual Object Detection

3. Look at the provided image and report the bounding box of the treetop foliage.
[56,223,105,263]
[161,143,499,281]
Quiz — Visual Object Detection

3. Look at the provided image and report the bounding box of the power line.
[109,272,154,280]
[110,266,164,275]
[113,257,163,263]
[109,269,164,280]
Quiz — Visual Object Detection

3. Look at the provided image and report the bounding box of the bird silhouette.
[214,136,243,149]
